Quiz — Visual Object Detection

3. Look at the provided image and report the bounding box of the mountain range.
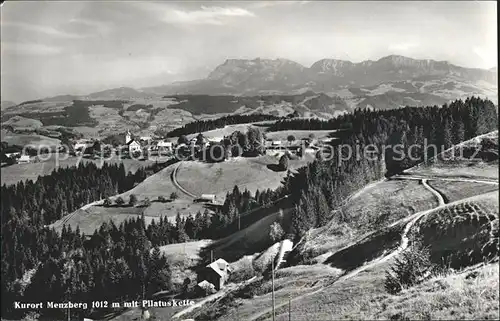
[140,55,497,96]
[1,55,497,119]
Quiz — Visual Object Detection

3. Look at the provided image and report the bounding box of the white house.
[74,140,92,152]
[189,137,198,145]
[198,194,216,203]
[157,140,173,151]
[5,152,20,159]
[127,140,141,154]
[321,137,336,143]
[17,155,31,164]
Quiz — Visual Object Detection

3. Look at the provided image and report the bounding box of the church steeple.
[125,131,132,144]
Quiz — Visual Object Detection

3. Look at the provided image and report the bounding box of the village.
[2,127,336,166]
[1,121,340,321]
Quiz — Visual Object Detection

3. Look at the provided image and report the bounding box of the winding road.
[246,175,497,321]
[170,161,198,199]
[394,174,499,185]
[422,179,446,206]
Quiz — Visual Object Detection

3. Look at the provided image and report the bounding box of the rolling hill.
[141,55,497,102]
[2,55,497,137]
[168,131,499,321]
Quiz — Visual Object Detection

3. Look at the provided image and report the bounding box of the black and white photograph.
[0,1,498,320]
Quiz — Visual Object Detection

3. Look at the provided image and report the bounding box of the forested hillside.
[283,97,497,237]
[211,97,498,240]
[0,97,496,320]
[0,161,174,320]
[165,114,280,137]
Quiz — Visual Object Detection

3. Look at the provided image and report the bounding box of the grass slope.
[158,240,211,287]
[186,132,499,321]
[427,179,499,203]
[405,130,499,181]
[1,155,156,186]
[295,178,438,263]
[175,155,312,200]
[203,206,294,264]
[1,131,61,149]
[264,129,334,141]
[48,161,208,235]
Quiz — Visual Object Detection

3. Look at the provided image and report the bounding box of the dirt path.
[173,175,496,321]
[394,174,499,185]
[171,161,198,199]
[172,277,257,319]
[422,179,446,206]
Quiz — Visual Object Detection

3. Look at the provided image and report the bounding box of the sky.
[1,1,497,102]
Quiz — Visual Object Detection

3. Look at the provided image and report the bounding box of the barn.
[17,155,31,164]
[195,194,217,203]
[197,258,231,291]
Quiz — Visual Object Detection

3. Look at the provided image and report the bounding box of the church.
[125,131,141,155]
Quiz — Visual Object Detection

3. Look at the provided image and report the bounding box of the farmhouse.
[272,140,282,146]
[189,137,198,146]
[197,258,231,291]
[275,239,294,269]
[74,140,92,152]
[266,140,284,150]
[5,152,20,159]
[196,194,217,203]
[157,140,173,151]
[17,155,31,164]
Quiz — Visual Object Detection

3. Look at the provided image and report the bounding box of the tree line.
[192,97,498,241]
[165,114,279,138]
[1,160,177,320]
[1,182,280,320]
[2,214,172,320]
[1,96,496,319]
[164,97,498,245]
[282,97,497,237]
[1,162,150,226]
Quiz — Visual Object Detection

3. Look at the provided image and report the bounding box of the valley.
[2,55,497,144]
[2,1,498,320]
[1,58,498,321]
[170,141,498,321]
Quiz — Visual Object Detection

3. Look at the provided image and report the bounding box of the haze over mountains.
[141,54,497,96]
[1,54,497,114]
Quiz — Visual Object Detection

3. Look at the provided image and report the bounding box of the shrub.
[170,192,179,200]
[229,261,256,283]
[178,135,189,145]
[115,196,125,206]
[390,313,411,321]
[278,154,289,171]
[103,197,112,207]
[129,194,138,206]
[158,195,167,202]
[385,242,435,294]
